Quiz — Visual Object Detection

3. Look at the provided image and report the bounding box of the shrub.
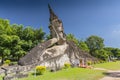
[9,62,18,66]
[99,60,104,63]
[35,66,46,75]
[93,61,100,64]
[4,60,11,65]
[64,63,71,69]
[87,61,92,66]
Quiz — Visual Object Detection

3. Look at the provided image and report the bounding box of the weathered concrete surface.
[18,38,58,65]
[0,68,5,74]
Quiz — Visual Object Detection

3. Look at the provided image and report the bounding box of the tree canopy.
[0,19,45,64]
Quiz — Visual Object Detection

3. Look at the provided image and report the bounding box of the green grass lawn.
[94,61,120,70]
[19,68,104,80]
[0,77,2,80]
[0,75,3,80]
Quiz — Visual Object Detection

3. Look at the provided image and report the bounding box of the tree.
[111,48,120,58]
[104,47,114,58]
[117,50,120,59]
[14,50,26,61]
[94,49,108,61]
[11,24,24,38]
[85,35,104,55]
[33,28,45,46]
[45,34,52,40]
[66,34,79,45]
[0,19,13,64]
[0,19,12,35]
[78,40,89,52]
[22,27,35,41]
[34,28,45,41]
[0,18,46,64]
[66,34,90,52]
[0,34,12,64]
[19,40,33,51]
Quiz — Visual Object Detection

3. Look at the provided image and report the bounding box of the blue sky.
[0,0,120,48]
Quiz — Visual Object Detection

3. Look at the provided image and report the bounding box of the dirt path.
[94,68,120,80]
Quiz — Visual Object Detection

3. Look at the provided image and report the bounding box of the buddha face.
[58,22,63,32]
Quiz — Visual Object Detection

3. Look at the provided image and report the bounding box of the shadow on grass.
[31,73,43,76]
[103,71,120,78]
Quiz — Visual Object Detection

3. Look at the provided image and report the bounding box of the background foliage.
[0,19,45,64]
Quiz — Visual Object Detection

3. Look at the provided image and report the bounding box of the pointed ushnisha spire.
[48,4,58,21]
[48,4,66,44]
